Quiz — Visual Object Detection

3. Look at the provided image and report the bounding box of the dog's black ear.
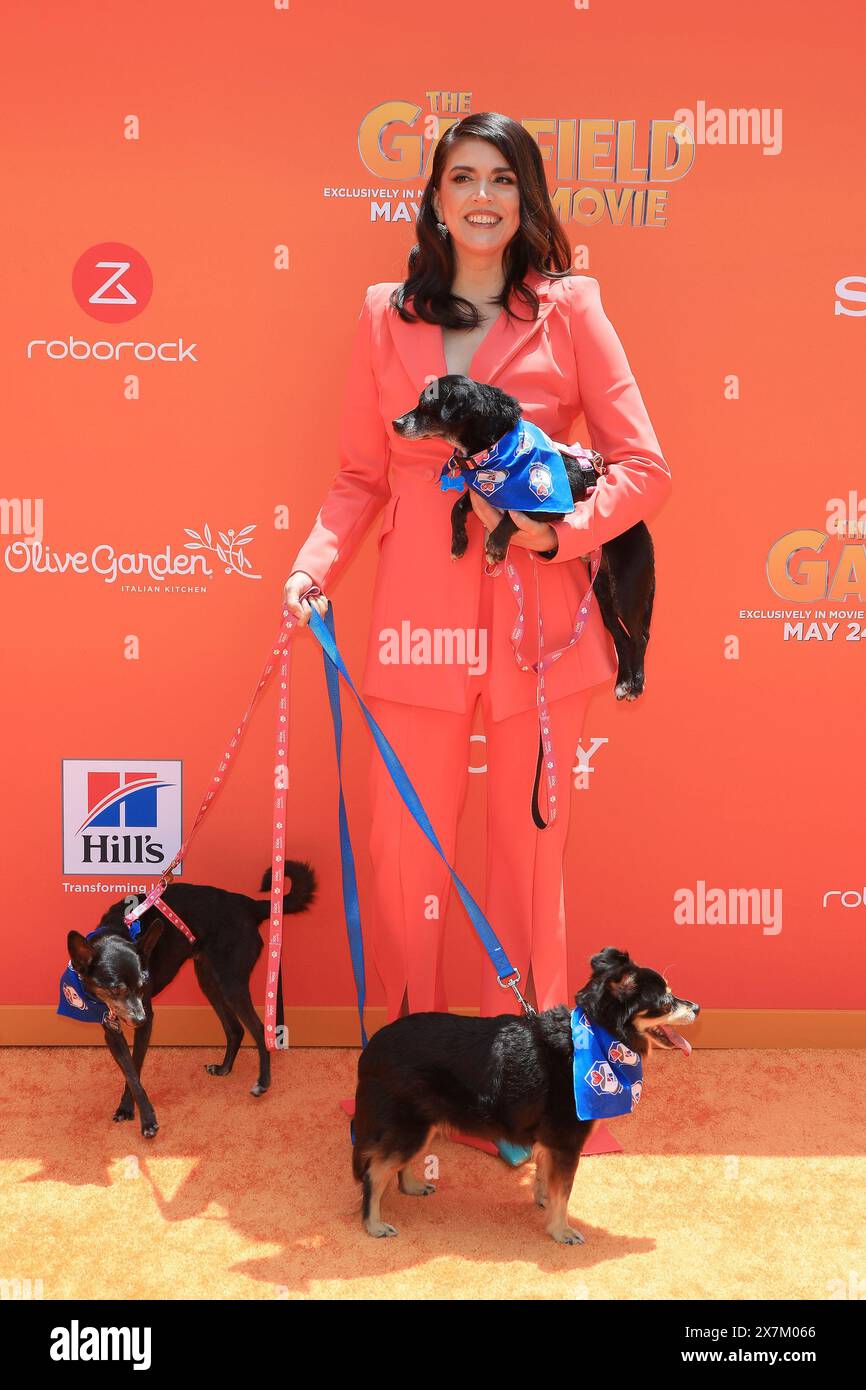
[137,918,165,961]
[68,931,93,972]
[439,378,473,424]
[593,948,638,998]
[590,946,631,975]
[608,969,638,999]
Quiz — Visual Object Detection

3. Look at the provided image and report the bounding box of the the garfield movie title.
[355,103,697,225]
[768,494,866,602]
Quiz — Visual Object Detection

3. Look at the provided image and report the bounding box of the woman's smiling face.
[433,136,521,260]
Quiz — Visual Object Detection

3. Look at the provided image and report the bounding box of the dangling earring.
[436,219,449,237]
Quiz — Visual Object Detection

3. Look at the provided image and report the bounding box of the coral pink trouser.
[365,573,592,1021]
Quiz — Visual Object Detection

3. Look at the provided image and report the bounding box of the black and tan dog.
[393,375,656,701]
[352,947,697,1244]
[65,862,315,1136]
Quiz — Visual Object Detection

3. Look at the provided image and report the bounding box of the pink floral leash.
[123,588,322,1050]
[483,440,608,830]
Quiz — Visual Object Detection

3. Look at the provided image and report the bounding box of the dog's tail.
[253,861,317,922]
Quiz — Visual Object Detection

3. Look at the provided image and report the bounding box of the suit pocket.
[377,492,400,544]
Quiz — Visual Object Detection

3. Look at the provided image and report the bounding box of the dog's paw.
[548,1225,585,1245]
[141,1120,159,1139]
[112,1104,134,1123]
[398,1169,435,1197]
[615,671,645,701]
[250,1080,270,1097]
[204,1062,231,1076]
[365,1221,398,1238]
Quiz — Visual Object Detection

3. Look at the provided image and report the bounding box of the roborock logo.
[823,888,866,909]
[71,241,153,323]
[26,242,197,363]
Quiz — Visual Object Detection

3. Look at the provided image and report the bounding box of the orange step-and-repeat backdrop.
[3,1,865,1019]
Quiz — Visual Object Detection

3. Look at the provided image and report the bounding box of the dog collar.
[571,1008,643,1120]
[438,421,605,512]
[56,925,135,1027]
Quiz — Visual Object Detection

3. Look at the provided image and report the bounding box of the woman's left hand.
[468,490,558,553]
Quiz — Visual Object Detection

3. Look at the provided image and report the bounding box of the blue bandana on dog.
[57,921,140,1027]
[571,1008,643,1120]
[438,420,577,513]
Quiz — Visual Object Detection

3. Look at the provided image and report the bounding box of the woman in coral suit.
[285,112,671,1159]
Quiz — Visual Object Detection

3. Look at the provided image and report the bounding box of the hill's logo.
[62,760,182,875]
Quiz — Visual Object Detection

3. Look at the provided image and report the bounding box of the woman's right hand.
[283,571,330,627]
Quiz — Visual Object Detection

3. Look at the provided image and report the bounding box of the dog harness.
[56,923,140,1029]
[439,422,608,831]
[571,1008,643,1120]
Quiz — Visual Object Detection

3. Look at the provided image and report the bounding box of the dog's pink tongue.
[659,1025,692,1056]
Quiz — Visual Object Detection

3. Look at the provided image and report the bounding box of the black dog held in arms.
[352,947,698,1244]
[393,375,656,703]
[64,861,316,1137]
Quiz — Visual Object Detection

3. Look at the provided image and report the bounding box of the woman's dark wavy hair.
[389,111,574,328]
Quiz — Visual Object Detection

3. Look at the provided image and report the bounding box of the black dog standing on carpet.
[352,947,698,1244]
[65,862,315,1136]
[393,375,656,702]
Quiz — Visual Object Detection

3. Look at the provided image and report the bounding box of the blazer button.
[423,468,434,481]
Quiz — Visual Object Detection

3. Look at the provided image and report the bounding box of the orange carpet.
[1,1045,864,1300]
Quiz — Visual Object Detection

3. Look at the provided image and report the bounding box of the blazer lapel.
[386,269,556,399]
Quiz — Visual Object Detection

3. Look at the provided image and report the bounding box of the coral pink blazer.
[290,269,672,721]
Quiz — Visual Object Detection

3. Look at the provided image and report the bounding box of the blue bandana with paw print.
[571,1008,643,1120]
[438,420,576,514]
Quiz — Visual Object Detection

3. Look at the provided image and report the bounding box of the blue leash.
[309,603,532,1048]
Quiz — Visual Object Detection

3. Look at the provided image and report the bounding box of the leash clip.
[123,867,176,926]
[498,968,537,1018]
